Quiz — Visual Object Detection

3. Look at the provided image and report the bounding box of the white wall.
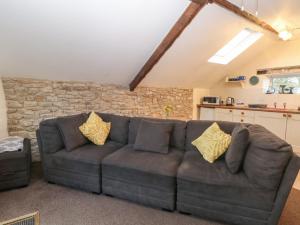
[193,88,210,119]
[210,39,300,109]
[0,77,8,138]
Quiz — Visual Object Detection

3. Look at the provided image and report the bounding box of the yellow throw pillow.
[192,122,231,163]
[79,111,111,145]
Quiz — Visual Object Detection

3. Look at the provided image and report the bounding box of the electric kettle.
[226,97,235,106]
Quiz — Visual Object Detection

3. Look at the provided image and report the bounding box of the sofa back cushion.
[129,117,186,150]
[97,113,130,144]
[225,124,250,174]
[39,118,64,154]
[243,125,293,190]
[134,120,173,154]
[57,113,89,151]
[186,120,238,152]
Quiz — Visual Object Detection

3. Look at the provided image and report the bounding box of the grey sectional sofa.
[36,113,129,193]
[177,120,299,225]
[36,113,300,225]
[102,117,186,211]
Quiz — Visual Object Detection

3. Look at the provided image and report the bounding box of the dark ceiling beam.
[193,0,278,34]
[129,1,207,91]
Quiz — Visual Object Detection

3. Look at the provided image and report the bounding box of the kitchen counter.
[198,104,300,153]
[197,104,300,114]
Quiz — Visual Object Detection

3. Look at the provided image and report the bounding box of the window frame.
[264,74,300,94]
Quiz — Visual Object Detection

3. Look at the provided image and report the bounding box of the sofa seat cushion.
[177,151,277,211]
[102,144,184,190]
[46,141,123,175]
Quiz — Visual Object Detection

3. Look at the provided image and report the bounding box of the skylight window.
[208,28,263,65]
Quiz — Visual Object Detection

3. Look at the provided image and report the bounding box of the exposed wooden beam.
[129,2,207,91]
[202,0,278,34]
[191,0,213,4]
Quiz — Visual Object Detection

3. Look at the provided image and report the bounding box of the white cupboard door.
[254,112,287,140]
[232,110,255,124]
[286,114,300,154]
[200,108,215,120]
[232,115,240,123]
[233,109,255,118]
[215,108,233,122]
[233,115,255,124]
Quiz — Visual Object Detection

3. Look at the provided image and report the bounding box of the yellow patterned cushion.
[192,122,231,163]
[79,111,111,145]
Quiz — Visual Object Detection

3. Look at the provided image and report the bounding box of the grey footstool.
[0,138,31,191]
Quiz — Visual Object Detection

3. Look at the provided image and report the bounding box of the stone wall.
[2,77,193,160]
[0,78,8,138]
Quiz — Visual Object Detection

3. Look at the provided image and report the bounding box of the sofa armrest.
[37,119,64,154]
[269,154,300,225]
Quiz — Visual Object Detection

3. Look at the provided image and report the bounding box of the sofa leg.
[92,192,101,195]
[47,181,55,184]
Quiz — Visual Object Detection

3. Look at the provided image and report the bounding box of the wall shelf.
[225,77,246,88]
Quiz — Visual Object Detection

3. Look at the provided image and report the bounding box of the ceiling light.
[278,30,293,41]
[208,28,263,65]
[255,0,259,16]
[241,0,245,11]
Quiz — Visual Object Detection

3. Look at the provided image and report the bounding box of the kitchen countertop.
[197,104,300,114]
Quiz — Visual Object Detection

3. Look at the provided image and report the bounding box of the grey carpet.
[0,163,298,225]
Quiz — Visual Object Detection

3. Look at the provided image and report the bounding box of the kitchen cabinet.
[232,109,255,124]
[254,111,287,140]
[215,108,233,121]
[199,106,300,154]
[232,115,255,124]
[199,107,215,120]
[285,114,300,153]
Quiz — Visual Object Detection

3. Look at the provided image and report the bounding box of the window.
[265,75,300,94]
[208,28,263,65]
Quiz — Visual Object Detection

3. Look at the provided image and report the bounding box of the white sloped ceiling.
[142,0,300,88]
[0,0,189,85]
[0,0,299,88]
